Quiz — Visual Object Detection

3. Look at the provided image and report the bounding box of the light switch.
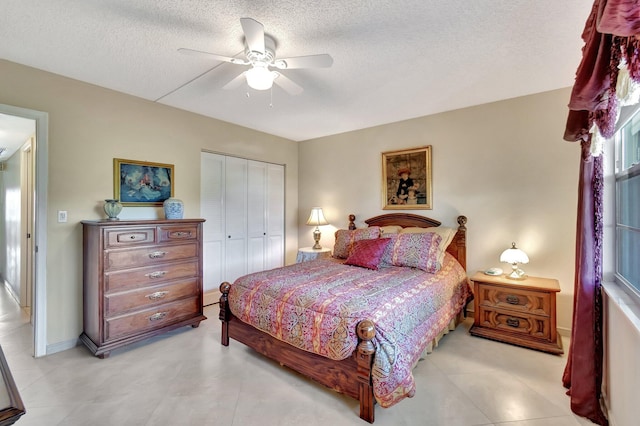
[58,210,68,223]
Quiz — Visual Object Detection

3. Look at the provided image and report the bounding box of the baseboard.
[204,289,221,306]
[2,279,20,305]
[47,338,79,355]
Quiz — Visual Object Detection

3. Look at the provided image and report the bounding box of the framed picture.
[381,146,432,210]
[114,158,174,206]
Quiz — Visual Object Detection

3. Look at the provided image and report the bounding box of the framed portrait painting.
[381,146,432,210]
[114,158,174,206]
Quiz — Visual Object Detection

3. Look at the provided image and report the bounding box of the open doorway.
[0,104,48,357]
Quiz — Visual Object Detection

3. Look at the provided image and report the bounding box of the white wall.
[298,88,580,332]
[602,284,640,426]
[0,59,299,352]
[0,149,22,298]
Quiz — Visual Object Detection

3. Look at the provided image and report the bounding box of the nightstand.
[469,271,563,354]
[296,247,332,263]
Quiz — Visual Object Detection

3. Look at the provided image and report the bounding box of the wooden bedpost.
[454,215,467,271]
[355,319,376,423]
[348,214,356,230]
[219,282,232,346]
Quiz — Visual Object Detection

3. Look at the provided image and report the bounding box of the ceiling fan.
[179,18,333,95]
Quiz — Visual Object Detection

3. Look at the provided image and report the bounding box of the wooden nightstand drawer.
[477,283,551,316]
[477,306,551,340]
[469,271,563,354]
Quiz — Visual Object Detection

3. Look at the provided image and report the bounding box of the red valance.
[564,0,640,142]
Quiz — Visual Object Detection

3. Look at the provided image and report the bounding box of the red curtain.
[562,143,607,425]
[563,1,640,425]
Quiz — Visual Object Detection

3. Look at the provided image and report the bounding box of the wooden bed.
[219,213,468,423]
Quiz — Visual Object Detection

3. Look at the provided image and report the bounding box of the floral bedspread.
[228,253,471,408]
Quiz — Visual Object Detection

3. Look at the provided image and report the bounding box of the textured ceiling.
[0,1,591,144]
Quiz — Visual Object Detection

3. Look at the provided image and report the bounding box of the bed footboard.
[218,282,377,423]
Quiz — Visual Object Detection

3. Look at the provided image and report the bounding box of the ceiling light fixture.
[245,63,276,90]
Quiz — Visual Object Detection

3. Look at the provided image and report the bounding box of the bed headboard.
[349,213,467,271]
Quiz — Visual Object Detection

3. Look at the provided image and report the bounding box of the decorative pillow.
[379,234,399,266]
[399,226,456,267]
[333,227,381,259]
[383,232,443,273]
[344,238,391,270]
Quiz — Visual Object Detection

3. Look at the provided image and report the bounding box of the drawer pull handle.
[148,251,167,259]
[130,235,136,240]
[174,231,191,237]
[506,318,520,328]
[145,271,167,279]
[146,291,169,301]
[149,312,168,322]
[506,295,519,305]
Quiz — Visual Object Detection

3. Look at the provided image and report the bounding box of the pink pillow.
[333,227,381,259]
[383,232,442,273]
[344,238,391,270]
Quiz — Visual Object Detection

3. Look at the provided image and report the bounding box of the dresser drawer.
[104,227,156,248]
[105,260,198,292]
[105,278,200,316]
[477,306,551,341]
[105,297,200,341]
[105,243,197,270]
[477,283,551,316]
[158,225,199,242]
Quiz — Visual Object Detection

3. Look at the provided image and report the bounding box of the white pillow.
[380,225,403,237]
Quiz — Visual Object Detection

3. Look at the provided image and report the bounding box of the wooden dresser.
[80,219,207,358]
[469,271,563,354]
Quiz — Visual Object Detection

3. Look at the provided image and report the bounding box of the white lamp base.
[506,264,527,280]
[312,227,322,249]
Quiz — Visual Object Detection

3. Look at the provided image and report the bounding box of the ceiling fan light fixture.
[245,65,275,90]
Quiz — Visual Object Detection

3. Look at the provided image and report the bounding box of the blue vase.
[163,197,184,219]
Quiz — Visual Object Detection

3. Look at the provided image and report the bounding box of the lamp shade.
[306,207,329,227]
[499,242,529,265]
[245,65,275,90]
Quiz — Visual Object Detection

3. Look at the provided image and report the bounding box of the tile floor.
[0,286,593,426]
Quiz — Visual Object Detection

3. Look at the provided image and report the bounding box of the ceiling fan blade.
[273,54,333,69]
[222,72,247,90]
[178,48,249,65]
[273,72,303,96]
[240,17,265,54]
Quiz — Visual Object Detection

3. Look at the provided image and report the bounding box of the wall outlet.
[57,210,68,223]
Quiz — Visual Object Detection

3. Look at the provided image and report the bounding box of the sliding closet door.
[224,156,248,283]
[201,152,284,291]
[266,164,285,269]
[200,153,225,292]
[247,160,267,274]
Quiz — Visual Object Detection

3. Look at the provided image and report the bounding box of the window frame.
[614,110,640,299]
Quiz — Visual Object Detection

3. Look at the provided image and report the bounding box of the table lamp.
[306,207,329,249]
[500,242,529,280]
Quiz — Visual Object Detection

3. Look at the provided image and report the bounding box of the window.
[615,111,640,296]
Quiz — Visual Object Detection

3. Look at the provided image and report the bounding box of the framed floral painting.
[113,158,174,206]
[381,146,432,210]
